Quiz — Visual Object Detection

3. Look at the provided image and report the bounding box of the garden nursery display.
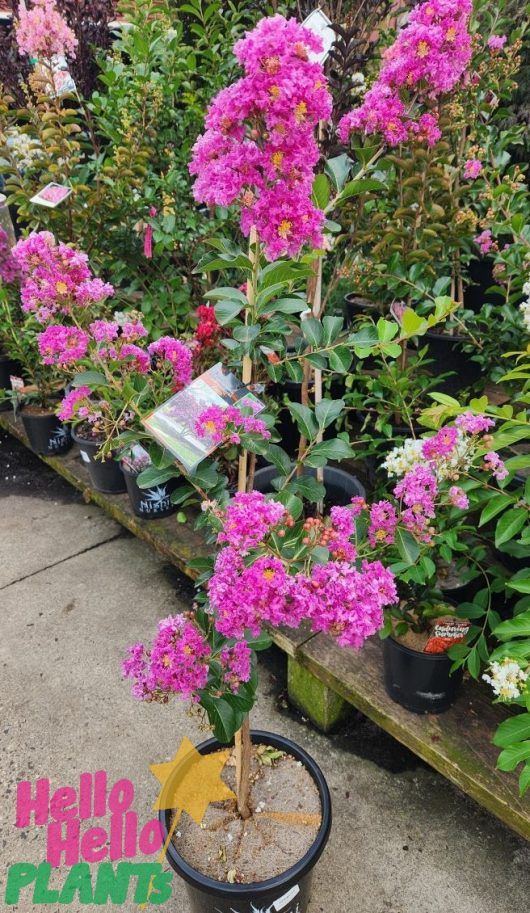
[1,0,530,909]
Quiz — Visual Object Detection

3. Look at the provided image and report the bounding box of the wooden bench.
[2,410,529,841]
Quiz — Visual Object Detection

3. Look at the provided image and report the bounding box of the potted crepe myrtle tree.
[119,12,466,913]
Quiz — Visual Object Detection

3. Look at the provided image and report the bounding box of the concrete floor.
[1,432,529,913]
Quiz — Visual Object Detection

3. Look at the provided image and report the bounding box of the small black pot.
[383,636,463,714]
[343,294,381,327]
[122,465,178,520]
[423,331,482,395]
[159,730,332,913]
[21,409,72,456]
[72,430,126,494]
[254,464,365,507]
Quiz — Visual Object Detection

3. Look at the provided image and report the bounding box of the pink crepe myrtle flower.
[475,229,494,254]
[90,320,120,343]
[483,451,508,481]
[328,505,357,560]
[38,324,88,365]
[118,343,150,374]
[148,337,193,389]
[488,35,507,51]
[75,278,114,308]
[189,14,331,260]
[219,641,252,693]
[0,229,19,284]
[16,0,77,60]
[339,0,472,148]
[122,614,211,702]
[422,426,459,460]
[57,386,91,421]
[463,159,483,180]
[455,412,495,434]
[121,320,148,342]
[448,485,469,509]
[368,500,399,546]
[217,491,285,553]
[307,559,397,648]
[195,403,270,446]
[393,465,438,517]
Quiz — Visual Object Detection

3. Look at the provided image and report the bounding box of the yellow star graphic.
[141,737,235,909]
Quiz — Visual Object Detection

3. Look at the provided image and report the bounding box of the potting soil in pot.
[171,745,321,884]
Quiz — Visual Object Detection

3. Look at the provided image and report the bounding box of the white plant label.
[79,450,91,463]
[302,9,334,64]
[273,884,300,911]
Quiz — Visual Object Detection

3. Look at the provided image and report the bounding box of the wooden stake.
[235,715,252,820]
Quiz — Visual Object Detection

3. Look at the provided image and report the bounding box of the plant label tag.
[424,620,470,654]
[273,884,300,911]
[79,450,91,463]
[302,9,334,64]
[30,183,72,208]
[10,375,24,391]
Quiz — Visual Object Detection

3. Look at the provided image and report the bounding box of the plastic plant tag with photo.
[141,363,265,472]
[30,183,72,208]
[33,55,77,98]
[424,620,470,654]
[121,443,151,473]
[302,9,335,64]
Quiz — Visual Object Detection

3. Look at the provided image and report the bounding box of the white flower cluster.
[381,437,424,477]
[483,658,529,700]
[382,431,474,480]
[6,129,43,171]
[520,280,530,333]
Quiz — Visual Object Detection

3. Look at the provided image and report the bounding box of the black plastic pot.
[383,636,463,714]
[122,465,178,520]
[21,409,72,456]
[0,354,11,411]
[254,464,365,507]
[72,430,126,494]
[343,294,380,327]
[159,730,332,913]
[423,331,482,395]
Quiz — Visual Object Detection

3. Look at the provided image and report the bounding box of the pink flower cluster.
[394,465,438,543]
[189,15,332,260]
[147,337,193,390]
[422,426,459,460]
[217,491,286,553]
[483,451,508,481]
[219,641,252,693]
[475,229,494,254]
[0,229,19,284]
[16,0,77,60]
[368,500,399,547]
[339,0,472,147]
[13,232,114,323]
[122,614,211,702]
[195,402,270,446]
[57,385,91,421]
[463,159,483,180]
[455,412,495,434]
[488,35,507,52]
[38,324,89,365]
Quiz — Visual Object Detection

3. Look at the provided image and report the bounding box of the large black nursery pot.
[122,464,178,520]
[423,330,481,395]
[0,353,11,411]
[383,636,463,714]
[343,293,381,327]
[254,464,365,507]
[72,429,126,494]
[21,408,72,456]
[159,730,332,913]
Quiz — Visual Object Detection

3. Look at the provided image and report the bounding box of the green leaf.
[324,153,352,192]
[322,315,344,346]
[301,318,323,347]
[507,570,530,595]
[136,465,179,489]
[205,287,247,304]
[72,370,107,388]
[200,695,241,744]
[232,324,260,345]
[214,300,244,325]
[496,740,530,772]
[304,438,354,467]
[494,610,530,641]
[328,345,353,373]
[275,490,303,520]
[395,527,421,566]
[478,493,514,527]
[291,476,326,502]
[338,177,386,203]
[495,508,526,548]
[315,398,344,431]
[312,173,330,209]
[263,444,291,476]
[493,713,530,748]
[288,402,318,440]
[519,762,530,796]
[244,631,272,651]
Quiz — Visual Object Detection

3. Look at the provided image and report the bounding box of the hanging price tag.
[302,9,335,64]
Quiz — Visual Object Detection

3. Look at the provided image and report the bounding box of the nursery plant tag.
[141,362,265,472]
[121,443,151,472]
[79,450,91,464]
[302,9,335,64]
[273,884,300,911]
[424,620,470,654]
[30,183,72,208]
